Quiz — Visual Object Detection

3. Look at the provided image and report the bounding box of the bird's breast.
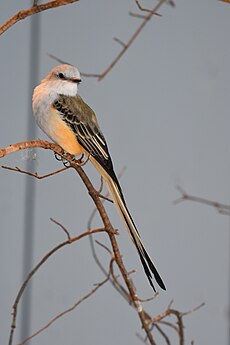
[34,99,83,156]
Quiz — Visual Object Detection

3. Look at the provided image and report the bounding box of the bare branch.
[8,226,105,345]
[151,302,205,345]
[167,0,175,7]
[94,239,113,256]
[97,176,104,194]
[139,292,158,303]
[0,140,65,158]
[48,0,171,81]
[135,0,161,15]
[113,37,127,48]
[2,140,200,344]
[174,185,230,215]
[48,53,102,78]
[87,167,126,231]
[129,12,149,19]
[150,308,184,345]
[0,0,79,36]
[47,53,70,65]
[94,240,134,303]
[80,72,102,78]
[97,0,168,81]
[1,165,70,179]
[98,193,113,203]
[2,141,153,344]
[181,302,205,317]
[55,152,156,344]
[87,167,133,303]
[48,0,168,80]
[19,276,110,345]
[109,257,131,302]
[158,320,178,332]
[136,332,148,343]
[167,299,174,309]
[50,217,72,240]
[154,324,171,345]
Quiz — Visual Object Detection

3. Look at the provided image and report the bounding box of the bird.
[32,64,166,291]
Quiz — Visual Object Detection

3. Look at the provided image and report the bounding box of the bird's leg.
[75,153,85,165]
[54,152,90,167]
[75,153,91,167]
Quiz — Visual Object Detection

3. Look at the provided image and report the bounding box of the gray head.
[41,64,82,97]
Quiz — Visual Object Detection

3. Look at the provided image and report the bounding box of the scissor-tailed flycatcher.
[32,64,166,291]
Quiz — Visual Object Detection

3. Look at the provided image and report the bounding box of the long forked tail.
[91,158,166,291]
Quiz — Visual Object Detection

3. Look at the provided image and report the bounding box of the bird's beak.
[70,78,82,83]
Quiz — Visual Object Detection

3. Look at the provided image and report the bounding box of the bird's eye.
[58,73,65,80]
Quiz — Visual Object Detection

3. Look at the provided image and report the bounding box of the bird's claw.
[75,153,91,167]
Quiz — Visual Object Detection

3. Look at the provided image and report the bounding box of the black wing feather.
[53,97,124,198]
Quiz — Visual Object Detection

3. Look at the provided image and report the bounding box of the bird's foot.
[75,153,91,167]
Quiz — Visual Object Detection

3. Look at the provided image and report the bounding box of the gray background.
[0,0,230,344]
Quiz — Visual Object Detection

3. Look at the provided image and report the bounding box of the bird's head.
[42,64,82,97]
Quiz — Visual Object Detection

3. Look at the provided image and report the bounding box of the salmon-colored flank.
[49,107,83,155]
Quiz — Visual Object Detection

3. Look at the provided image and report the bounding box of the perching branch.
[0,0,79,36]
[1,141,204,345]
[1,140,154,345]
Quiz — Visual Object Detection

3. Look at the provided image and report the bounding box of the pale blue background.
[0,1,230,344]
